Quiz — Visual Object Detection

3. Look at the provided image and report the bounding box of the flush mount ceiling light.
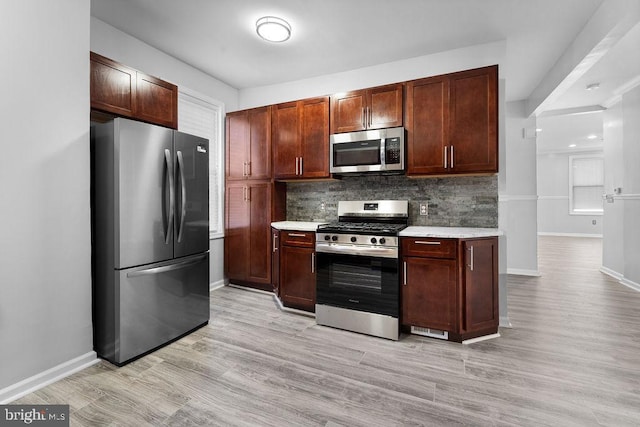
[256,16,291,42]
[586,83,600,91]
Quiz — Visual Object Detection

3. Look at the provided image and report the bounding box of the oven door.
[316,251,399,317]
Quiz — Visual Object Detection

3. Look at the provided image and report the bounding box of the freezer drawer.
[95,253,210,365]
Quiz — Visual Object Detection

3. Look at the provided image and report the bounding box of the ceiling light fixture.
[256,16,291,43]
[587,134,598,139]
[569,144,577,148]
[586,83,600,91]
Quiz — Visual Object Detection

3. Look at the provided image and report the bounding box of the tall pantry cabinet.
[224,107,285,290]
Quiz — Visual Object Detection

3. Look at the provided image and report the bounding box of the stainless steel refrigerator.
[91,118,210,366]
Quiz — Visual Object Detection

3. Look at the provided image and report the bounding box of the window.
[178,88,225,237]
[569,155,603,215]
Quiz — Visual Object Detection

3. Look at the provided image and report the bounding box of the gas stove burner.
[317,222,407,235]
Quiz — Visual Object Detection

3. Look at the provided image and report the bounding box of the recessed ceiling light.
[587,134,598,139]
[569,144,577,148]
[586,83,600,91]
[256,16,291,43]
[536,128,542,132]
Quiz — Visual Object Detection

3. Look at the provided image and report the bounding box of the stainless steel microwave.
[330,127,405,174]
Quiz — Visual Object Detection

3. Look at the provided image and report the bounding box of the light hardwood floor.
[14,236,640,426]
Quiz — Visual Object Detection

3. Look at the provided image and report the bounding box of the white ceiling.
[91,0,609,106]
[91,0,640,152]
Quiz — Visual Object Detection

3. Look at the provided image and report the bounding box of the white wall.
[502,101,539,276]
[537,151,604,236]
[621,86,640,287]
[0,0,94,397]
[602,102,625,276]
[90,17,239,112]
[238,41,506,110]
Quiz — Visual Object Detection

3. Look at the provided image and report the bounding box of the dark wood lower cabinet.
[224,182,285,290]
[401,236,499,342]
[277,230,316,312]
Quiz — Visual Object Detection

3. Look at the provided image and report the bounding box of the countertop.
[271,221,327,232]
[399,226,503,238]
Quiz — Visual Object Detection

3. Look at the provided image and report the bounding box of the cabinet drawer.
[282,231,315,247]
[402,238,457,259]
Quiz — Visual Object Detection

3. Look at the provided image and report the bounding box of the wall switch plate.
[419,203,428,216]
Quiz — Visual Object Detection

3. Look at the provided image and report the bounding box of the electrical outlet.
[592,219,597,225]
[419,203,428,216]
[320,201,326,211]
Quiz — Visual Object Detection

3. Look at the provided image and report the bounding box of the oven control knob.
[379,238,386,244]
[370,237,377,244]
[350,236,357,243]
[324,235,330,241]
[331,235,338,241]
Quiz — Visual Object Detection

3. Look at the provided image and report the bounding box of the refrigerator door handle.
[176,150,187,243]
[164,149,175,245]
[127,254,207,278]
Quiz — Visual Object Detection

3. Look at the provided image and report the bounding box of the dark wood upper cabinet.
[225,106,272,181]
[90,52,178,129]
[405,75,449,175]
[405,65,498,176]
[330,83,403,134]
[448,66,498,174]
[90,52,136,118]
[135,72,178,129]
[273,96,330,180]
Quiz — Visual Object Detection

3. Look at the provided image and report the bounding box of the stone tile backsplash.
[286,174,498,228]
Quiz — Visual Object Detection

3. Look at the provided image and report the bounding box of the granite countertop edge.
[399,226,503,238]
[271,221,327,232]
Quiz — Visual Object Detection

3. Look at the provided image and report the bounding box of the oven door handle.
[315,243,398,259]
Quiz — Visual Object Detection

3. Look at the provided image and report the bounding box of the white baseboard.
[499,316,512,328]
[620,277,640,292]
[600,267,640,293]
[209,279,226,292]
[507,268,541,277]
[0,351,99,404]
[538,232,603,238]
[463,333,501,345]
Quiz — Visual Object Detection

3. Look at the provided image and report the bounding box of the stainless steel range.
[315,200,408,340]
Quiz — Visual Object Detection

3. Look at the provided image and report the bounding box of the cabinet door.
[405,76,449,175]
[136,72,178,129]
[368,84,404,130]
[90,52,136,118]
[280,245,316,312]
[224,183,249,281]
[448,65,498,173]
[248,106,272,180]
[226,111,249,180]
[402,257,456,332]
[462,238,498,334]
[330,90,367,134]
[299,97,330,178]
[272,101,299,179]
[247,182,272,284]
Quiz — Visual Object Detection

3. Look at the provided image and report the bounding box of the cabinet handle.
[450,145,454,169]
[299,157,303,175]
[311,252,315,273]
[247,161,251,176]
[415,241,441,245]
[444,146,448,169]
[288,233,307,237]
[246,186,250,202]
[362,108,366,129]
[403,261,407,285]
[243,186,246,201]
[468,246,474,271]
[273,233,278,252]
[295,157,299,175]
[367,106,371,127]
